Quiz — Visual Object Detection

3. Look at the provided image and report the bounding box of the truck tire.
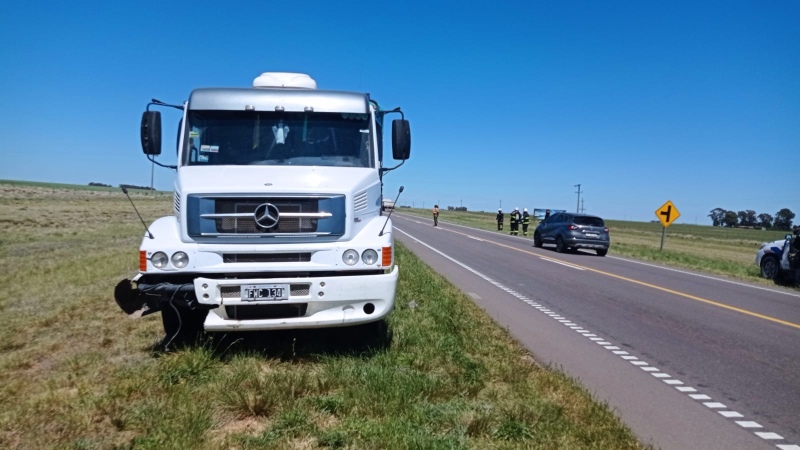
[160,303,208,350]
[759,255,780,280]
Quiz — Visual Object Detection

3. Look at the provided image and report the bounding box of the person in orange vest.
[432,205,440,227]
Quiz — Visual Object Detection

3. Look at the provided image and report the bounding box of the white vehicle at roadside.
[755,234,796,281]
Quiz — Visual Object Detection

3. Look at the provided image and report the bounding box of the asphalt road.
[392,213,800,450]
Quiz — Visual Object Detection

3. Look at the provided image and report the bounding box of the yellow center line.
[439,226,800,330]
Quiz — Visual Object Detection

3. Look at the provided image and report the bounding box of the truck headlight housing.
[361,249,378,265]
[151,251,168,269]
[342,249,359,266]
[171,251,189,268]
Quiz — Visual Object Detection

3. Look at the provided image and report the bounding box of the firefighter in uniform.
[432,205,440,227]
[790,226,800,272]
[510,207,520,235]
[496,209,504,231]
[521,208,531,236]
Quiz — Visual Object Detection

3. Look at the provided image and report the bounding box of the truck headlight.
[171,251,189,268]
[361,249,378,265]
[342,249,359,266]
[151,251,168,269]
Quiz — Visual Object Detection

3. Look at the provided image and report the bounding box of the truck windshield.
[183,111,373,168]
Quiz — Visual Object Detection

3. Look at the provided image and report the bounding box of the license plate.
[585,233,599,238]
[240,284,289,301]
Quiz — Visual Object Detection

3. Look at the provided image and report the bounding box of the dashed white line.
[719,411,745,418]
[735,421,763,428]
[756,432,784,440]
[704,402,726,409]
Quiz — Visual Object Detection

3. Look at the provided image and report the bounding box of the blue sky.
[1,1,797,224]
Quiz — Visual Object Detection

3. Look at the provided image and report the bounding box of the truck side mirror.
[391,119,410,160]
[141,111,162,156]
[787,234,794,240]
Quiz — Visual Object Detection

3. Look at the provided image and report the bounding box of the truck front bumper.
[195,266,399,331]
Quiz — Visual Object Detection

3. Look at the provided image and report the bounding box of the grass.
[397,207,794,286]
[0,180,648,449]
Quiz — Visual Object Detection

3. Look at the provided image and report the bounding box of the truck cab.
[115,72,410,347]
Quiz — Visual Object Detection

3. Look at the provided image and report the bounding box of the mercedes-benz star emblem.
[253,203,280,229]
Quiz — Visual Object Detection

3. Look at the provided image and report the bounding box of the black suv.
[533,213,610,256]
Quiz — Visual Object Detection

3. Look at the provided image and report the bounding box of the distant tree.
[774,208,795,231]
[757,213,773,229]
[723,210,738,228]
[708,208,726,227]
[119,183,154,191]
[737,210,757,227]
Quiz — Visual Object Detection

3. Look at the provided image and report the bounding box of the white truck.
[114,72,411,347]
[381,198,396,211]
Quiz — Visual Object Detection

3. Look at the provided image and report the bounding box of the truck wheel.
[760,255,780,279]
[555,236,567,253]
[161,303,208,350]
[533,232,543,248]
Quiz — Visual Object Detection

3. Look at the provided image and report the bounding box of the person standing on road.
[510,207,520,235]
[790,226,800,271]
[521,208,531,236]
[496,208,504,231]
[432,205,439,227]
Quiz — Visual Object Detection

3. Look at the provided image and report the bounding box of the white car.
[756,236,792,280]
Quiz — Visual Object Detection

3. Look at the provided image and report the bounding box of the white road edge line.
[608,255,800,299]
[394,212,800,299]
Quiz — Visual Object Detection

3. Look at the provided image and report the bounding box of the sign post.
[655,200,680,250]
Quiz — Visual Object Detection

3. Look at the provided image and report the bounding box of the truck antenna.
[121,187,154,239]
[379,186,404,236]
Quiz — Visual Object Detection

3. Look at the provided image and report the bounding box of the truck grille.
[186,194,346,238]
[223,253,311,263]
[225,304,308,320]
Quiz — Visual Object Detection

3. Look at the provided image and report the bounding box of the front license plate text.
[241,284,290,301]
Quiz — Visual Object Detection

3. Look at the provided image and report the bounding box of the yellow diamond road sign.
[655,200,680,227]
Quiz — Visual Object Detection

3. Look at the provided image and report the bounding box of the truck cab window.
[182,111,372,168]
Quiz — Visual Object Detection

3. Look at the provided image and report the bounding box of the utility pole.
[574,184,582,213]
[150,160,155,190]
[580,198,585,214]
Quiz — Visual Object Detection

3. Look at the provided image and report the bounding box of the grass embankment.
[398,208,791,285]
[0,181,647,449]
